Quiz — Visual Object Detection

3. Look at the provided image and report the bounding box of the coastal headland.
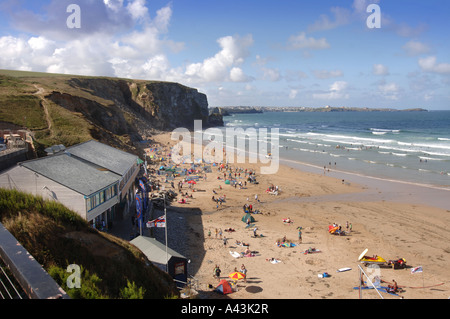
[216,105,428,115]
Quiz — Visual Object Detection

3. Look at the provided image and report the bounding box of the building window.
[86,184,118,212]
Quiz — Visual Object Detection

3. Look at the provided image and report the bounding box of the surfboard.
[358,248,369,261]
[337,267,352,272]
[229,251,241,258]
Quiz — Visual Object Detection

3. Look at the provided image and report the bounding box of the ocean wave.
[278,133,298,137]
[314,133,396,145]
[287,138,308,144]
[370,128,401,133]
[438,138,450,141]
[419,156,446,161]
[378,145,450,157]
[398,141,450,151]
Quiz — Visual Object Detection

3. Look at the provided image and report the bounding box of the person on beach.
[214,265,221,281]
[223,236,228,247]
[297,227,303,243]
[387,279,398,293]
[240,264,247,283]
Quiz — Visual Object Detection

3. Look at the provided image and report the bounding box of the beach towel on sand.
[229,251,241,258]
[280,242,296,248]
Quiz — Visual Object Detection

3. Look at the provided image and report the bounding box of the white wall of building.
[0,166,87,219]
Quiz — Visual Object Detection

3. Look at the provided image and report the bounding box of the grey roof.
[130,236,186,264]
[44,144,66,155]
[66,140,138,176]
[21,153,120,196]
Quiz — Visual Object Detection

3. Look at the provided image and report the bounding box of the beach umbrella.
[228,272,246,281]
[188,180,196,184]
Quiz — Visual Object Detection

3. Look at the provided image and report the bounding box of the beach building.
[131,236,188,286]
[0,140,140,227]
[65,140,140,209]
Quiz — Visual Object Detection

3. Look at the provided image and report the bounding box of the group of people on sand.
[331,221,352,233]
[213,264,248,283]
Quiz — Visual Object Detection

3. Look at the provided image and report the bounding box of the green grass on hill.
[0,189,179,299]
[0,70,142,156]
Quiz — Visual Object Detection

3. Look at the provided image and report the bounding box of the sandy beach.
[143,132,450,299]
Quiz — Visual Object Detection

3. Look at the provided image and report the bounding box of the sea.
[217,110,450,188]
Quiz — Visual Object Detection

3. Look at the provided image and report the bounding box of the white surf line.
[279,157,450,192]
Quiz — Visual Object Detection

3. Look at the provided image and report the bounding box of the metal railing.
[0,222,69,299]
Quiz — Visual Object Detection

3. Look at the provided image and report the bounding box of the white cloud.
[418,56,450,74]
[378,82,401,100]
[373,64,389,76]
[152,4,173,32]
[229,67,251,82]
[289,89,298,100]
[262,67,281,82]
[330,81,348,91]
[308,7,351,32]
[181,34,254,84]
[313,81,349,100]
[0,36,33,71]
[0,3,188,82]
[313,69,343,79]
[352,0,378,14]
[104,0,124,12]
[126,0,149,21]
[402,40,431,56]
[287,32,330,50]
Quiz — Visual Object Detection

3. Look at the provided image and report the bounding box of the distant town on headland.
[213,105,428,115]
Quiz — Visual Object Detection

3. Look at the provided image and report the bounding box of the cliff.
[64,77,211,130]
[0,70,222,156]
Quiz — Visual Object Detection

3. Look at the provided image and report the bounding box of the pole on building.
[164,193,168,273]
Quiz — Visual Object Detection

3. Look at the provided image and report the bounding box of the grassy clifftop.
[0,188,179,299]
[0,69,212,157]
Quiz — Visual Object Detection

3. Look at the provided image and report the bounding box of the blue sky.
[0,0,449,109]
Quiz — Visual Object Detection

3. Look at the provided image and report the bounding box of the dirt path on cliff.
[33,84,53,137]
